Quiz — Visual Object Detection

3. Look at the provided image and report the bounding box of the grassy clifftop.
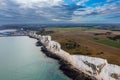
[36,27,120,66]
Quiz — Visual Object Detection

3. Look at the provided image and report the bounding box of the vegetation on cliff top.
[36,27,120,66]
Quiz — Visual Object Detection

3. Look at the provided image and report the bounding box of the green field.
[97,39,120,48]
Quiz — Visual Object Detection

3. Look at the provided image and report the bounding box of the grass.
[37,27,120,66]
[97,39,120,48]
[81,27,97,30]
[46,27,97,32]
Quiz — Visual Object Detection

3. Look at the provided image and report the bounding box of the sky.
[0,0,120,24]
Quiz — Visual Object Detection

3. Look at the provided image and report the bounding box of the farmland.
[37,27,120,66]
[97,39,120,48]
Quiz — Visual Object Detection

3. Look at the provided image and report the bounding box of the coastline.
[28,34,100,80]
[28,32,120,80]
[0,36,72,80]
[40,45,97,80]
[1,30,119,80]
[30,36,97,80]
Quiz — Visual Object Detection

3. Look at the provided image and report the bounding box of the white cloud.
[76,0,89,5]
[0,0,120,24]
[0,0,7,10]
[74,1,120,16]
[11,0,63,8]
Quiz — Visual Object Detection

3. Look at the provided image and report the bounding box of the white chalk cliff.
[29,32,120,80]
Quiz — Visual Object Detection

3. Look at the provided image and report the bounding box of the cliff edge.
[29,31,120,80]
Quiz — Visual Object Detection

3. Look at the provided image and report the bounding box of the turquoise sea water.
[0,36,71,80]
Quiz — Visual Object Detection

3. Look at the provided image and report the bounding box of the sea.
[0,30,71,80]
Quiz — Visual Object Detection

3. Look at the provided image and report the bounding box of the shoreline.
[28,32,120,80]
[33,36,98,80]
[40,45,97,80]
[1,32,120,80]
[31,36,97,80]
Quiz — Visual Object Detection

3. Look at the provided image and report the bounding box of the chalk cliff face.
[29,32,120,80]
[71,55,107,79]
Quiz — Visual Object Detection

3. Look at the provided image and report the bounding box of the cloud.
[11,0,63,8]
[76,0,89,5]
[0,0,120,24]
[0,0,86,21]
[73,1,120,17]
[0,0,7,10]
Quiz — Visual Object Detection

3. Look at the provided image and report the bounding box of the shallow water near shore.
[0,36,71,80]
